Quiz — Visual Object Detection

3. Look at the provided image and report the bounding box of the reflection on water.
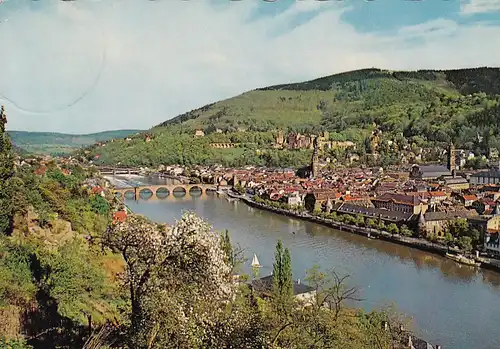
[119,177,500,349]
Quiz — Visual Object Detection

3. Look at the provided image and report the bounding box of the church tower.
[311,137,320,178]
[447,142,456,171]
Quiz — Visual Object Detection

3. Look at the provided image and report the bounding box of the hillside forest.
[82,67,500,169]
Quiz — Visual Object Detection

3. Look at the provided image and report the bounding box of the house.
[428,191,447,205]
[459,194,477,207]
[420,211,477,238]
[91,186,105,197]
[303,190,340,212]
[472,199,497,215]
[286,191,303,207]
[250,275,316,304]
[484,232,500,257]
[112,210,127,224]
[372,193,428,215]
[34,166,47,176]
[194,130,205,138]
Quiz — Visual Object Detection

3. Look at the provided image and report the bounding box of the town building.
[409,164,452,180]
[336,202,414,224]
[250,275,316,304]
[372,193,428,215]
[470,169,500,185]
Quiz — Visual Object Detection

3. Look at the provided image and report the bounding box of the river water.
[113,175,500,349]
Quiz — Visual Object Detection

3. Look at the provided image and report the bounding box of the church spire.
[447,141,456,172]
[311,137,319,178]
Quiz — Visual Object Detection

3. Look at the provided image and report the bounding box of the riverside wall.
[228,192,500,273]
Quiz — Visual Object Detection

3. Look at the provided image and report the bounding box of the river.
[111,175,500,349]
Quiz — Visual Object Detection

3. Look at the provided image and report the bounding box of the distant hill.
[83,67,500,168]
[8,129,142,156]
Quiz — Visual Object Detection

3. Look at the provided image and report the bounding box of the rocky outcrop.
[12,207,79,248]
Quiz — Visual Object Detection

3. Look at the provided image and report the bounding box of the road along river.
[110,175,500,349]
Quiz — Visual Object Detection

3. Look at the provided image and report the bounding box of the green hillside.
[84,67,500,168]
[8,129,142,156]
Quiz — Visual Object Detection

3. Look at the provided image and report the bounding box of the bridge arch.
[155,187,170,199]
[188,185,203,196]
[139,188,153,200]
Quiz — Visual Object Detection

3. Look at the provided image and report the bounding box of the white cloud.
[460,0,500,15]
[0,0,499,133]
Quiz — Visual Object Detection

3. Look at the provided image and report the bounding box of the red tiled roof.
[429,191,446,197]
[463,195,477,201]
[113,211,127,223]
[92,186,104,194]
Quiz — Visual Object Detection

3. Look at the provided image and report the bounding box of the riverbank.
[228,191,500,274]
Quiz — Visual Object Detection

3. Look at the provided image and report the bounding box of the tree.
[272,240,293,315]
[399,224,413,237]
[103,212,234,349]
[387,223,399,236]
[458,236,473,253]
[0,106,14,235]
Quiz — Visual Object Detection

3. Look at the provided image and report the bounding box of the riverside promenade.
[227,191,500,273]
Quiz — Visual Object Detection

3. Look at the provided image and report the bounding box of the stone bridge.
[114,183,217,200]
[97,167,141,175]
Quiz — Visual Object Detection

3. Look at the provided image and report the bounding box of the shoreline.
[228,192,500,274]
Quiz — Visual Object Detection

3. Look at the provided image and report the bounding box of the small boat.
[445,253,481,267]
[227,197,239,202]
[251,253,261,268]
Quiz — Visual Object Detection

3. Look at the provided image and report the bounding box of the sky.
[0,0,499,134]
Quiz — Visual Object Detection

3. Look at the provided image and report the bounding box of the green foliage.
[457,236,473,252]
[399,225,413,237]
[90,195,110,216]
[37,238,118,326]
[0,238,37,308]
[387,223,399,235]
[0,338,33,349]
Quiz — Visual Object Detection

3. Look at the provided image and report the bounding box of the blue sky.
[0,0,499,133]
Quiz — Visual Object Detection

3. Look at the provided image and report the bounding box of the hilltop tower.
[311,137,320,178]
[447,142,456,171]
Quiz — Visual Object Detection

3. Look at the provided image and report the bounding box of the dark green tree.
[272,240,283,297]
[220,229,234,270]
[282,248,293,301]
[0,106,14,235]
[272,240,293,313]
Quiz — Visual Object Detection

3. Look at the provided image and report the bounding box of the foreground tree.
[0,106,14,234]
[272,239,293,316]
[104,212,234,349]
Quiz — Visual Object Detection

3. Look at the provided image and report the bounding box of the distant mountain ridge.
[8,129,142,156]
[83,67,500,168]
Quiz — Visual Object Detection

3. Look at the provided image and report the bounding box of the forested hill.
[85,67,500,168]
[8,129,142,156]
